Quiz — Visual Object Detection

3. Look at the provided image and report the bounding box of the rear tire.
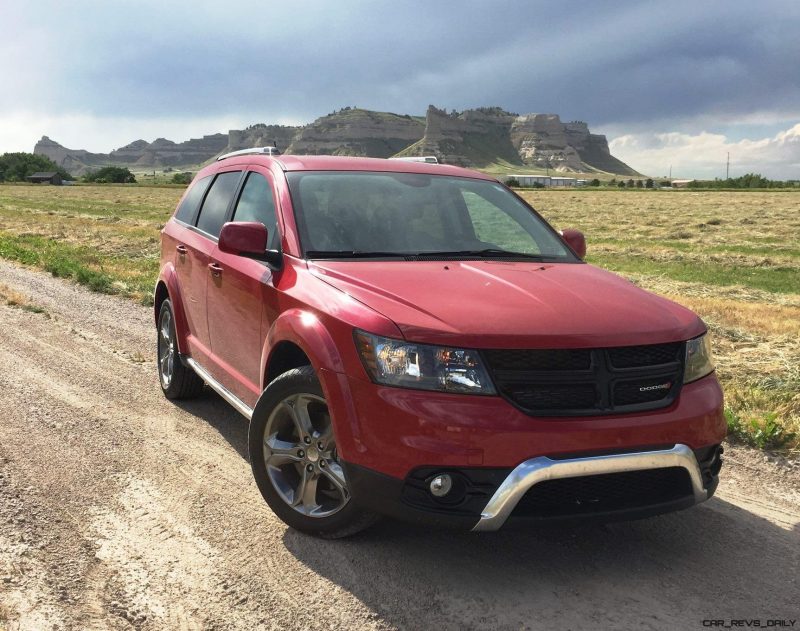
[157,299,204,400]
[248,367,379,538]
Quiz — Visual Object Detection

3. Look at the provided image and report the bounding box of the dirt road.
[0,260,798,631]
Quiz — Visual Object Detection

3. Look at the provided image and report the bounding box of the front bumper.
[320,369,725,529]
[322,370,726,478]
[343,443,722,530]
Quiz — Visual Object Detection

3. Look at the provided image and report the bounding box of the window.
[286,171,574,260]
[461,190,546,255]
[232,172,279,248]
[195,171,242,238]
[174,175,211,224]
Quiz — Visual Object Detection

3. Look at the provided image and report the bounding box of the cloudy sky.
[2,0,799,178]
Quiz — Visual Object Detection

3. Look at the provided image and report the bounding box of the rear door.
[207,168,281,406]
[179,169,243,364]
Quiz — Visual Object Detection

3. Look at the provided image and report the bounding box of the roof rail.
[216,146,282,161]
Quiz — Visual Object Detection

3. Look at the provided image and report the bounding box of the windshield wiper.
[412,248,546,260]
[305,250,407,259]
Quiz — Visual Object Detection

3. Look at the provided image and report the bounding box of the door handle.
[176,244,187,255]
[208,262,223,277]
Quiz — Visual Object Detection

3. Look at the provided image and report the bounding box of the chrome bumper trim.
[186,357,253,420]
[472,444,708,531]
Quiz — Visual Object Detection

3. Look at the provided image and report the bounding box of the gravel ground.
[0,260,798,631]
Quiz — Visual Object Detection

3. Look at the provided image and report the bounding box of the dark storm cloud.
[3,0,799,127]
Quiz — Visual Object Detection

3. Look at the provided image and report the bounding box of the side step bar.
[472,444,708,531]
[186,357,253,420]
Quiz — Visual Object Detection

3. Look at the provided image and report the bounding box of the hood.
[309,260,705,349]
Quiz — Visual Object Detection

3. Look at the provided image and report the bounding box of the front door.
[207,169,281,407]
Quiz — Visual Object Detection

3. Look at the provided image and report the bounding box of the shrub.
[589,179,600,187]
[505,178,520,188]
[84,166,136,184]
[170,172,193,185]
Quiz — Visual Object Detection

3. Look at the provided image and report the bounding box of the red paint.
[157,154,725,481]
[561,228,587,259]
[218,221,268,255]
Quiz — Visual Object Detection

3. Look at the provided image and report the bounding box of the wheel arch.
[155,263,191,355]
[260,309,345,391]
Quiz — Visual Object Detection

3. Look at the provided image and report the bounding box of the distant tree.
[626,179,635,188]
[505,177,520,188]
[660,181,671,187]
[170,172,193,185]
[635,179,644,188]
[607,178,617,187]
[617,181,626,188]
[0,152,72,182]
[589,178,601,187]
[686,173,781,189]
[645,178,654,189]
[84,166,136,184]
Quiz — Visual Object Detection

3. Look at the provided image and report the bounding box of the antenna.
[726,152,730,180]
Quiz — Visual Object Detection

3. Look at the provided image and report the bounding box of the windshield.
[286,171,577,261]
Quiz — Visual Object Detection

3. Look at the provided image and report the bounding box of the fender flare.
[259,309,345,390]
[252,309,361,459]
[155,262,191,355]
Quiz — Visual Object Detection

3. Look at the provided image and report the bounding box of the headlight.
[684,333,714,383]
[354,330,496,395]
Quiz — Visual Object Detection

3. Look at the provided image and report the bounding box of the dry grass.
[1,184,798,451]
[0,281,47,316]
[521,189,800,452]
[0,184,181,303]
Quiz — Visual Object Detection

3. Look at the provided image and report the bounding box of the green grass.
[587,253,800,294]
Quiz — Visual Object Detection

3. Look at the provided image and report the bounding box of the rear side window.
[232,172,279,248]
[195,171,242,238]
[174,175,212,224]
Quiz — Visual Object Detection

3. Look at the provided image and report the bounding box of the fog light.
[429,474,453,497]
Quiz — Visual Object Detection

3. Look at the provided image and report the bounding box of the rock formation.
[286,108,424,158]
[34,106,638,175]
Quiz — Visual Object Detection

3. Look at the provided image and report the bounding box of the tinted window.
[174,175,211,224]
[232,172,279,248]
[195,171,242,238]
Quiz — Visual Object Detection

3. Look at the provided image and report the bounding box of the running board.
[186,357,254,420]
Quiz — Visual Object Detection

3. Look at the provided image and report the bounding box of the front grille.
[484,342,684,416]
[512,467,693,518]
[483,348,591,371]
[608,342,682,368]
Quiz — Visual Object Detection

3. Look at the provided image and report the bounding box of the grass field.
[0,183,798,452]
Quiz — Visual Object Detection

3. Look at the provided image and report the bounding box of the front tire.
[248,367,378,538]
[157,299,204,400]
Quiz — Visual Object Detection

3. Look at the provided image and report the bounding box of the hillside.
[34,106,638,176]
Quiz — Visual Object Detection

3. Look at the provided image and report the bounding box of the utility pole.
[669,165,672,179]
[726,152,730,180]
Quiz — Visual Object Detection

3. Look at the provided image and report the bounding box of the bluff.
[398,106,638,174]
[286,108,424,158]
[34,105,638,175]
[34,134,228,175]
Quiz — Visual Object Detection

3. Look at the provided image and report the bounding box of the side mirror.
[219,222,268,256]
[560,228,586,259]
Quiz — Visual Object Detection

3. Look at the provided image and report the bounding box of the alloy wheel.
[263,393,350,517]
[158,309,175,389]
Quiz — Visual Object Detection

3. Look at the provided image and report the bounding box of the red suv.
[155,151,725,538]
